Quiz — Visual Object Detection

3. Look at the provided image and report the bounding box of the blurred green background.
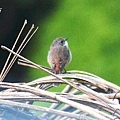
[0,0,120,85]
[29,0,120,85]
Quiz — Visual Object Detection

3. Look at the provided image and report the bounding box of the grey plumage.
[47,38,72,74]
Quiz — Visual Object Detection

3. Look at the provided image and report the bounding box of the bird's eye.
[60,40,64,44]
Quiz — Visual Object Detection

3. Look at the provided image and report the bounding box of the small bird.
[47,37,72,74]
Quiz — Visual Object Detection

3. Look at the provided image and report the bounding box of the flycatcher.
[47,37,72,74]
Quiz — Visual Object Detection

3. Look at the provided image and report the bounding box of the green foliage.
[29,0,120,85]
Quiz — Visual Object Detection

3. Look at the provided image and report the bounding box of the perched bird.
[47,37,72,74]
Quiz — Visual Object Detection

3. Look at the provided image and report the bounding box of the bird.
[47,37,72,74]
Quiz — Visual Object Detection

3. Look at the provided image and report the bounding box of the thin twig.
[0,19,27,80]
[0,25,38,82]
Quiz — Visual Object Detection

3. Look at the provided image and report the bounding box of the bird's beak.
[64,38,68,41]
